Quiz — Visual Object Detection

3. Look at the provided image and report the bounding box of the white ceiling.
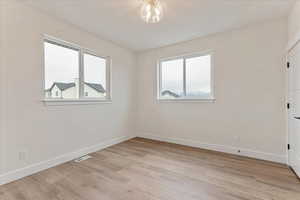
[22,0,295,51]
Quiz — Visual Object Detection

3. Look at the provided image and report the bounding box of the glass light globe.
[140,0,163,23]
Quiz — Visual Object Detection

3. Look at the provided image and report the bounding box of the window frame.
[81,50,112,101]
[157,51,215,102]
[42,35,112,105]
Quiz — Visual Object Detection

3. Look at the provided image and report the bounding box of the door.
[288,42,300,177]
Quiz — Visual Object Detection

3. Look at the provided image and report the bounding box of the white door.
[288,42,300,177]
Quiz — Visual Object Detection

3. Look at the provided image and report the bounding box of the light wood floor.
[0,138,300,200]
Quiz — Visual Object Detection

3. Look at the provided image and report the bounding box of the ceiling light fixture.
[140,0,163,23]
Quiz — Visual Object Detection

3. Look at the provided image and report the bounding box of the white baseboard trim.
[289,150,300,178]
[139,133,287,164]
[0,135,134,185]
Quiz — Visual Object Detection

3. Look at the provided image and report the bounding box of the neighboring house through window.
[158,52,214,101]
[43,36,111,102]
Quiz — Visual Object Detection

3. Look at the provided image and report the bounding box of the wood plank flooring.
[0,137,299,200]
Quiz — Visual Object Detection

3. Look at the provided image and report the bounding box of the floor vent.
[74,155,92,163]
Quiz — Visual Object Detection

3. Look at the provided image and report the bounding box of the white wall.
[0,0,6,175]
[288,0,300,45]
[136,19,288,163]
[0,0,290,184]
[0,0,136,175]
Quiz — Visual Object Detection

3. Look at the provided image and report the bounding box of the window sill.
[42,98,112,106]
[157,98,216,103]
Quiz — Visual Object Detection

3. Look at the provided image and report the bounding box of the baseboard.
[289,166,300,180]
[288,151,300,179]
[139,133,287,164]
[0,135,134,185]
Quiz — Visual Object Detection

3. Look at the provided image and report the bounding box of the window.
[43,36,111,103]
[158,53,214,101]
[44,40,79,99]
[83,53,107,98]
[161,59,184,97]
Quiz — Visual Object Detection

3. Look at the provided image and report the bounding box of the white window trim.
[42,98,112,106]
[42,35,112,105]
[157,51,215,103]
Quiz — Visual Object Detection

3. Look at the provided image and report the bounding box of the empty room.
[0,0,300,199]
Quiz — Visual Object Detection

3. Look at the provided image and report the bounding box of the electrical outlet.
[19,150,28,162]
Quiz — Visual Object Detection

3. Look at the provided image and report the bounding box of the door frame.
[286,39,300,178]
[286,31,300,167]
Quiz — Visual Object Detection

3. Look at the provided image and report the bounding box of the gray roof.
[161,90,180,98]
[49,82,75,91]
[47,82,105,93]
[84,82,105,93]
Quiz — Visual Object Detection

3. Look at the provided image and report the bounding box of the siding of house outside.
[45,83,105,99]
[84,84,105,98]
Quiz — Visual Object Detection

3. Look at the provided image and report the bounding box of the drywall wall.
[136,19,287,163]
[0,0,136,180]
[0,0,290,185]
[0,0,5,175]
[288,0,300,45]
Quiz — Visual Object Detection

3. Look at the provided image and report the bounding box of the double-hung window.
[43,36,111,103]
[158,53,214,101]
